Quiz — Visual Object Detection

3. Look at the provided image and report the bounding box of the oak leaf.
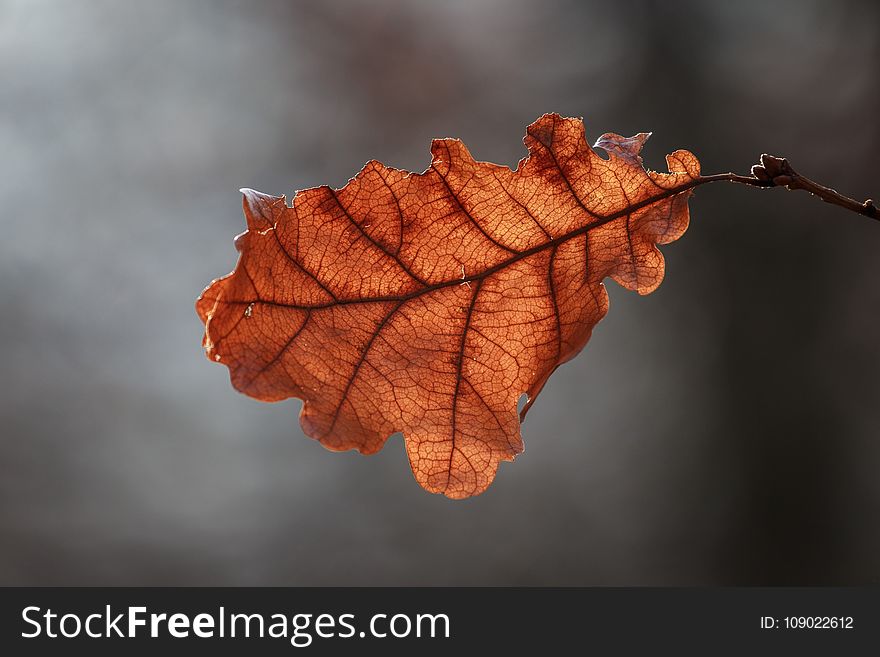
[196,114,701,498]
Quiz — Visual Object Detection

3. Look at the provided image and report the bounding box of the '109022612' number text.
[784,617,853,629]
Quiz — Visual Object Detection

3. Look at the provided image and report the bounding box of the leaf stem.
[700,154,878,222]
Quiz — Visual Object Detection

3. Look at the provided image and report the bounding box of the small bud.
[751,165,771,181]
[760,154,787,177]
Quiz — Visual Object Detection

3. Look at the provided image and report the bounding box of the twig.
[700,155,878,222]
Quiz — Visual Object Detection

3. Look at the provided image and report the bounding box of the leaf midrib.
[231,177,701,313]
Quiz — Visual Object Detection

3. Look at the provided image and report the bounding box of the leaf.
[196,114,701,498]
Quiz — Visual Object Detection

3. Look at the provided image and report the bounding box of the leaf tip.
[664,149,701,177]
[240,188,284,232]
[593,131,651,163]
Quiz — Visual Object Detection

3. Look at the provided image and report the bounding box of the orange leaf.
[196,114,701,498]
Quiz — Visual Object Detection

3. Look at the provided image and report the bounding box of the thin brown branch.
[700,154,878,222]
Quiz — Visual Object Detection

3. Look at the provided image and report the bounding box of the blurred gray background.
[1,0,878,585]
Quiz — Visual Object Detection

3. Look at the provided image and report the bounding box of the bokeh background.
[1,0,878,585]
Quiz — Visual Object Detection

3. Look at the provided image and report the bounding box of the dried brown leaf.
[196,114,701,498]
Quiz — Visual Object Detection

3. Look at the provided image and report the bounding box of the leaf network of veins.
[222,140,712,318]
